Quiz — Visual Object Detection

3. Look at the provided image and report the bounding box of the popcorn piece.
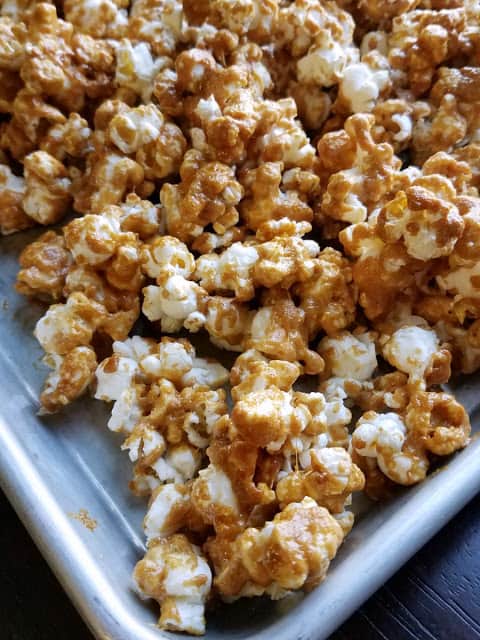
[40,113,92,162]
[211,497,345,599]
[352,411,429,485]
[381,325,441,382]
[133,534,212,636]
[143,483,190,541]
[196,243,259,301]
[204,296,253,353]
[16,231,72,301]
[239,162,314,232]
[128,0,182,56]
[117,194,162,239]
[320,114,401,225]
[108,103,187,180]
[191,463,241,534]
[276,448,364,513]
[254,98,316,169]
[115,39,166,102]
[64,0,127,38]
[294,248,356,338]
[73,151,147,214]
[142,276,207,333]
[376,178,464,261]
[319,331,377,381]
[250,289,324,374]
[232,387,310,453]
[40,346,97,413]
[142,236,194,280]
[406,390,470,456]
[0,163,32,235]
[34,292,107,355]
[22,152,71,225]
[161,150,243,244]
[63,211,121,267]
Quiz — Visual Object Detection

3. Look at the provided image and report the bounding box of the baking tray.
[1,228,480,640]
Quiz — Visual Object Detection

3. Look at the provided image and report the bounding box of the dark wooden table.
[2,489,480,640]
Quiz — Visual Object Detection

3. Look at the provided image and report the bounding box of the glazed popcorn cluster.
[4,0,480,634]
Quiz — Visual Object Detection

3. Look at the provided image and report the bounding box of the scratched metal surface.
[1,229,480,640]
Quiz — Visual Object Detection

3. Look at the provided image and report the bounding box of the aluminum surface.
[1,229,480,640]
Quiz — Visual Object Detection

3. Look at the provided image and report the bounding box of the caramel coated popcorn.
[6,0,479,635]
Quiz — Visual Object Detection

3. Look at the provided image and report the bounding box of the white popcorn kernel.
[182,358,229,389]
[353,412,406,458]
[340,62,389,113]
[108,387,143,433]
[95,356,139,401]
[382,326,439,380]
[144,484,189,541]
[319,332,377,381]
[297,36,347,87]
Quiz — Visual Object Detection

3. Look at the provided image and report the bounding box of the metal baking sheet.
[1,228,480,640]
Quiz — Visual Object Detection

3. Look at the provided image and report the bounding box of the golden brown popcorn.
[453,144,480,189]
[376,176,464,261]
[253,98,316,169]
[211,497,345,599]
[352,410,430,485]
[183,0,279,44]
[204,296,253,352]
[40,346,97,414]
[73,150,149,214]
[253,233,320,289]
[276,448,364,513]
[411,94,468,165]
[108,103,187,180]
[1,90,66,161]
[64,0,127,39]
[185,48,271,165]
[232,386,310,453]
[114,194,163,239]
[0,17,26,71]
[294,247,357,338]
[406,389,470,456]
[128,0,182,56]
[357,0,421,24]
[277,0,355,84]
[249,288,324,374]
[429,66,480,134]
[133,534,212,636]
[161,150,243,244]
[288,81,331,130]
[196,242,258,301]
[40,113,92,162]
[34,292,108,355]
[239,162,314,231]
[0,163,32,235]
[64,265,141,335]
[230,350,301,401]
[0,69,23,114]
[21,4,115,112]
[22,151,71,225]
[320,114,402,225]
[16,231,72,300]
[422,152,474,194]
[388,8,466,96]
[372,99,414,152]
[115,38,166,102]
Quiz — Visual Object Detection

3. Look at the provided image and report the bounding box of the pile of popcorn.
[4,0,479,634]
